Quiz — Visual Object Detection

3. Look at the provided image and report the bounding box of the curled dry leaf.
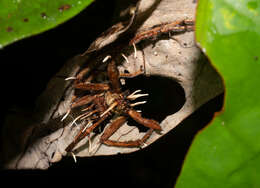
[1,0,223,169]
[81,1,138,55]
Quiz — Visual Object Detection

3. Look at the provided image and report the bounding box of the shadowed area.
[122,75,186,131]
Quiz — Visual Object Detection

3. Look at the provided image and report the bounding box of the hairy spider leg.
[71,95,97,109]
[65,113,110,152]
[62,92,100,122]
[100,116,127,142]
[101,120,154,148]
[76,66,91,81]
[129,19,195,45]
[74,82,110,91]
[100,116,154,147]
[128,109,161,130]
[107,59,121,93]
[99,109,161,147]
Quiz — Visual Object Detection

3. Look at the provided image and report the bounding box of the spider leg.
[76,66,91,81]
[128,109,161,130]
[107,59,121,93]
[74,82,110,91]
[65,114,109,152]
[100,116,127,142]
[129,19,195,45]
[61,94,97,122]
[71,95,97,109]
[100,122,153,147]
[119,70,143,78]
[75,59,101,82]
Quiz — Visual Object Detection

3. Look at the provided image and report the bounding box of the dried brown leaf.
[1,0,223,169]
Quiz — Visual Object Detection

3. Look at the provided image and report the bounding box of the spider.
[65,58,161,153]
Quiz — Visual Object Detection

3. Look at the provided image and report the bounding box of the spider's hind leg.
[100,116,154,147]
[128,109,161,130]
[65,114,110,153]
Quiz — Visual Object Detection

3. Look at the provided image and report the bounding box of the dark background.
[0,0,223,187]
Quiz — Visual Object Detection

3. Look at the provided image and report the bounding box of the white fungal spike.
[80,110,98,120]
[69,113,87,127]
[69,115,79,127]
[129,6,136,15]
[127,90,148,100]
[128,89,141,96]
[65,76,76,81]
[102,55,111,63]
[121,53,129,63]
[100,102,118,117]
[128,93,149,100]
[71,152,77,163]
[61,109,71,122]
[130,101,147,107]
[82,121,93,132]
[142,142,148,147]
[80,110,97,120]
[133,43,137,58]
[81,103,94,112]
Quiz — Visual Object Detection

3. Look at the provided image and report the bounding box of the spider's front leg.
[107,58,144,90]
[61,82,109,121]
[107,59,121,93]
[68,74,110,111]
[100,116,154,147]
[74,82,110,91]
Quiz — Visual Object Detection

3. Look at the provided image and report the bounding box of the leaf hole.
[124,69,130,74]
[123,75,185,131]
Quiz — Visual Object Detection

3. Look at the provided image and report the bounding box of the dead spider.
[64,59,161,153]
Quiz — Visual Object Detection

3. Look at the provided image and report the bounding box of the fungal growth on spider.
[63,58,161,154]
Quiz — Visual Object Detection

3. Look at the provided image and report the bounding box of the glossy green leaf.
[176,0,260,187]
[0,0,93,48]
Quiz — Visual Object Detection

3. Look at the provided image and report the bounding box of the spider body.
[104,91,128,114]
[65,59,161,153]
[65,54,161,153]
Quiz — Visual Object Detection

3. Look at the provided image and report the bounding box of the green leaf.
[0,0,93,48]
[176,0,260,187]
